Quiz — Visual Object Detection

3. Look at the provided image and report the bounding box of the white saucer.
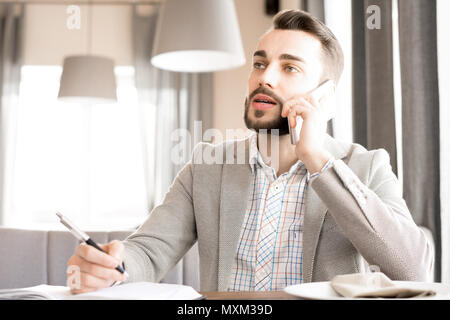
[284,281,450,300]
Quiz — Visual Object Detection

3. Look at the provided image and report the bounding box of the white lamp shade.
[58,55,117,103]
[151,0,246,73]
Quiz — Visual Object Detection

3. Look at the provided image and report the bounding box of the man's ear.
[330,80,337,93]
[325,81,337,121]
[326,79,336,95]
[310,79,334,102]
[310,79,337,121]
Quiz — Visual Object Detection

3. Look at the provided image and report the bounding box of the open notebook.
[0,282,204,300]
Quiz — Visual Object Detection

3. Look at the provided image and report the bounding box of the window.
[5,65,148,230]
[324,0,353,143]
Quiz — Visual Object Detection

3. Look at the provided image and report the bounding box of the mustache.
[248,87,285,106]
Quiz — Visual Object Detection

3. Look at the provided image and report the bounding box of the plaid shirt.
[227,133,334,291]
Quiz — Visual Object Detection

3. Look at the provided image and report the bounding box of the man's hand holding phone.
[281,80,335,174]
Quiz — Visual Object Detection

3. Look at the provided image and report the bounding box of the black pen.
[56,212,129,277]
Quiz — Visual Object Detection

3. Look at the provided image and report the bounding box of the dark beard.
[243,87,290,135]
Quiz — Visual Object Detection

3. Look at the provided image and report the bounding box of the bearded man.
[67,9,433,293]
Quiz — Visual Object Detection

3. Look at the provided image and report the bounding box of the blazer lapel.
[302,134,350,283]
[217,163,253,291]
[217,137,253,291]
[302,186,328,283]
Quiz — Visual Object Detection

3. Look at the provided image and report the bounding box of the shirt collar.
[248,132,305,176]
[248,132,260,174]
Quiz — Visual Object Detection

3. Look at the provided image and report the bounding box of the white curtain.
[0,4,23,226]
[132,5,213,212]
[437,0,450,284]
[132,4,214,290]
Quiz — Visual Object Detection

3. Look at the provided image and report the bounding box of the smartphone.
[288,80,335,145]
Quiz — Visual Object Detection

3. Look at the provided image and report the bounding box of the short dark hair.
[272,9,344,84]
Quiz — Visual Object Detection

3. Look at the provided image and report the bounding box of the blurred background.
[0,0,448,281]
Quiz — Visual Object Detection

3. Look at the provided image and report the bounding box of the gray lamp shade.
[151,0,246,73]
[58,55,117,103]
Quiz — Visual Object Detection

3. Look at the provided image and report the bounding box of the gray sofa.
[0,227,200,290]
[0,226,435,290]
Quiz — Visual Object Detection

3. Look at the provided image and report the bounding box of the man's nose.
[258,64,279,89]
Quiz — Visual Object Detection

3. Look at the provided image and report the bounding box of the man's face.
[244,29,324,135]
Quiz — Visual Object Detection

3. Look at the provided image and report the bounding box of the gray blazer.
[122,135,434,291]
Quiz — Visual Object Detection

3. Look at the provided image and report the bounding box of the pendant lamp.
[151,0,246,73]
[58,2,117,103]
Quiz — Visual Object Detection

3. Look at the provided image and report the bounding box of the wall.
[22,4,133,66]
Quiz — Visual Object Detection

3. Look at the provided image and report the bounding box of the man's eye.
[285,65,299,73]
[253,62,265,69]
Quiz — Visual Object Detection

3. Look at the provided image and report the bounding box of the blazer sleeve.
[121,145,201,283]
[310,148,434,282]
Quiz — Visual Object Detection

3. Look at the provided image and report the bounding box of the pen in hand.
[56,212,129,278]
